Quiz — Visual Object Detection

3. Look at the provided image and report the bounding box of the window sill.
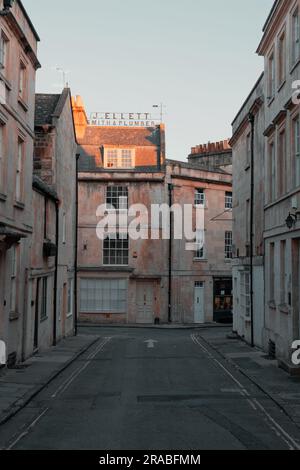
[268,300,276,310]
[244,164,250,172]
[0,71,12,91]
[267,96,275,107]
[225,258,233,263]
[18,96,28,112]
[40,316,48,324]
[9,311,20,322]
[14,201,25,210]
[193,258,208,262]
[66,312,73,319]
[278,304,289,315]
[81,311,126,315]
[0,192,7,202]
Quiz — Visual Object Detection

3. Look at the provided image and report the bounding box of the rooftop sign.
[88,112,160,128]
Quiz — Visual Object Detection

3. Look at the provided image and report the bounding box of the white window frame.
[240,271,250,318]
[103,233,129,266]
[106,186,128,211]
[268,51,275,100]
[16,139,24,202]
[67,279,73,318]
[0,32,8,70]
[278,28,286,85]
[194,230,205,260]
[225,231,233,259]
[80,278,127,313]
[292,7,300,66]
[225,191,233,210]
[195,189,205,207]
[104,148,135,169]
[19,62,26,98]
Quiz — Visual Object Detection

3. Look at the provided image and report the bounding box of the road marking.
[191,333,300,450]
[5,337,112,450]
[144,339,158,349]
[51,337,112,398]
[7,407,49,450]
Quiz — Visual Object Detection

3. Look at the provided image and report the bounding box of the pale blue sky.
[24,0,274,160]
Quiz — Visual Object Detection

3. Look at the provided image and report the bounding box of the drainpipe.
[248,112,255,348]
[74,154,80,336]
[53,200,59,346]
[168,183,173,323]
[157,125,162,171]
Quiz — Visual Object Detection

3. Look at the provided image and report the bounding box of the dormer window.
[104,148,135,169]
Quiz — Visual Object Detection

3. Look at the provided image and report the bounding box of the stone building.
[230,74,265,347]
[0,0,40,365]
[73,96,233,325]
[166,160,233,324]
[258,0,300,366]
[231,0,300,369]
[188,140,232,173]
[25,89,77,357]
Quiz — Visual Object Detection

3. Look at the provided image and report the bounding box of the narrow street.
[0,327,299,451]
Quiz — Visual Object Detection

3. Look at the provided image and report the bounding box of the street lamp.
[286,213,296,229]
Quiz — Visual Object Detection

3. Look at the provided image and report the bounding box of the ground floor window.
[67,279,73,317]
[240,271,250,317]
[41,277,48,321]
[214,278,233,312]
[80,279,127,313]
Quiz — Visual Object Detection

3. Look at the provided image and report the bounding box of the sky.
[24,0,274,161]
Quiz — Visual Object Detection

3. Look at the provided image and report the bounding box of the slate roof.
[34,89,71,127]
[79,126,160,147]
[34,94,61,126]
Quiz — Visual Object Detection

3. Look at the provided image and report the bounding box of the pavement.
[198,327,300,429]
[0,334,99,426]
[0,325,299,450]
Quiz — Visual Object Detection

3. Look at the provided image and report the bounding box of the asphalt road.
[0,326,299,450]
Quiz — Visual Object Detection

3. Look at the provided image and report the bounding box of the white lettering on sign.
[88,112,160,128]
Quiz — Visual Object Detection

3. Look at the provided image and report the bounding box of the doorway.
[194,282,205,324]
[33,278,40,351]
[136,282,154,324]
